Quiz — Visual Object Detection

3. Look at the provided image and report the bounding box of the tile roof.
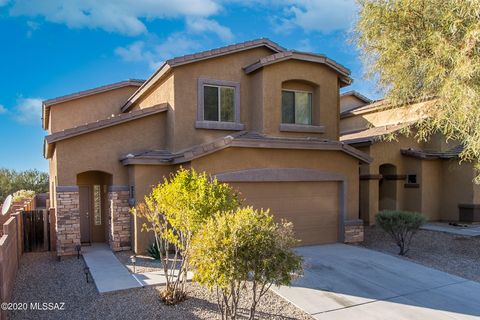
[45,104,167,145]
[122,38,286,111]
[243,51,352,86]
[166,38,286,67]
[42,79,145,129]
[340,90,372,104]
[340,123,413,145]
[401,145,463,159]
[121,131,372,165]
[340,97,435,118]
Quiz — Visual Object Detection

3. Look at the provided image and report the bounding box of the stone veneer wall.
[344,219,364,243]
[108,188,131,251]
[56,187,80,256]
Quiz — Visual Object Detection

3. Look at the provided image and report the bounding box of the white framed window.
[196,78,244,130]
[281,90,312,125]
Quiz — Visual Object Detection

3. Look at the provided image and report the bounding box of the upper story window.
[196,78,244,131]
[282,90,312,125]
[204,85,235,122]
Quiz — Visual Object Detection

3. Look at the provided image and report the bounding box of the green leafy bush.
[376,210,426,255]
[190,207,303,320]
[132,168,240,304]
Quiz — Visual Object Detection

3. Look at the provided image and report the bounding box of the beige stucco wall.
[48,149,58,209]
[440,161,474,221]
[170,47,274,152]
[49,86,139,133]
[419,160,442,220]
[128,164,177,253]
[128,147,361,252]
[358,132,477,223]
[190,147,360,220]
[129,47,344,152]
[54,113,167,186]
[261,61,340,140]
[340,95,367,113]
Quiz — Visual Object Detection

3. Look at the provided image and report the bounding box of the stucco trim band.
[214,168,348,242]
[108,185,130,192]
[360,174,382,180]
[214,168,346,182]
[56,186,79,192]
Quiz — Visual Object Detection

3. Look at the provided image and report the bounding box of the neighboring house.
[43,39,371,256]
[340,92,480,225]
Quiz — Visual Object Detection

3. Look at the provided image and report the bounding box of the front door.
[79,186,91,243]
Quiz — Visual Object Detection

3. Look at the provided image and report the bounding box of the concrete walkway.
[82,243,142,293]
[273,244,480,320]
[421,222,480,237]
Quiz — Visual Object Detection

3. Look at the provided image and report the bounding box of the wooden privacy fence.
[0,212,22,320]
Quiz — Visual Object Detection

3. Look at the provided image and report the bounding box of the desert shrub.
[147,242,162,260]
[12,190,35,203]
[376,210,426,255]
[132,168,240,304]
[190,207,303,320]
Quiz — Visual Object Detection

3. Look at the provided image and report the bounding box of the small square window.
[407,174,417,184]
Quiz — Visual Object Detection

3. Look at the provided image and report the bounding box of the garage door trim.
[215,168,347,242]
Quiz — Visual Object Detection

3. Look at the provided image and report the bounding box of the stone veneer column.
[344,219,364,243]
[108,187,131,251]
[56,187,80,256]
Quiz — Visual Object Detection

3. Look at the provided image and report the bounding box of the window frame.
[197,78,244,130]
[281,89,313,125]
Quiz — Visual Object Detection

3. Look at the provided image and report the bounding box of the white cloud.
[0,104,7,114]
[278,0,356,33]
[10,0,222,36]
[115,33,201,70]
[186,17,233,41]
[13,97,43,124]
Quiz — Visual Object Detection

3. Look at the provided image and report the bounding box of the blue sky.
[0,0,380,172]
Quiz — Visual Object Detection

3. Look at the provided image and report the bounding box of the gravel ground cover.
[9,252,312,320]
[361,226,480,282]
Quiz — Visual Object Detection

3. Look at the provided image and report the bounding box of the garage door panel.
[230,181,339,245]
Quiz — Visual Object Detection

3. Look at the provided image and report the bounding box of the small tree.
[190,207,303,320]
[132,168,240,304]
[376,210,425,255]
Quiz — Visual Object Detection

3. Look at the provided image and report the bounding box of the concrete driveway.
[273,244,480,320]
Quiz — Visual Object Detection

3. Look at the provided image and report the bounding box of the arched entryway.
[77,171,112,244]
[379,164,397,211]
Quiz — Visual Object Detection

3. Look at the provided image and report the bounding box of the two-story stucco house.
[340,92,480,225]
[43,39,371,256]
